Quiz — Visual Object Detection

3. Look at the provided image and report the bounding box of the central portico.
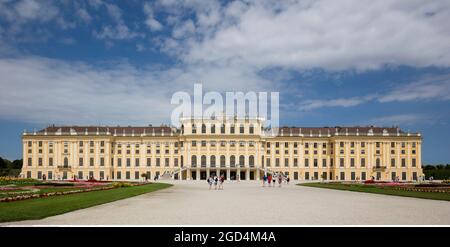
[177,115,267,180]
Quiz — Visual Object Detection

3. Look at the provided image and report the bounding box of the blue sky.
[0,0,450,164]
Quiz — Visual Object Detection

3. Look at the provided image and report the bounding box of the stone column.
[196,169,200,180]
[226,169,230,181]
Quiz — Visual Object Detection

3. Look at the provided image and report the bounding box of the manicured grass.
[0,183,172,223]
[299,183,450,201]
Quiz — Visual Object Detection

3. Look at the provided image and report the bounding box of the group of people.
[207,175,225,190]
[262,174,289,187]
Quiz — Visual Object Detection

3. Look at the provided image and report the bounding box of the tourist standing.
[278,175,282,187]
[208,176,213,190]
[286,177,290,185]
[214,176,218,190]
[219,175,225,190]
[268,174,272,187]
[262,175,267,187]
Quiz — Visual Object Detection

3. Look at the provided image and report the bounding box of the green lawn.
[299,183,450,201]
[0,183,172,223]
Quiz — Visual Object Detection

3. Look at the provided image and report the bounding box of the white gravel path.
[3,181,450,225]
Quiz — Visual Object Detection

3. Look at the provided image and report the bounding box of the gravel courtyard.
[4,181,450,225]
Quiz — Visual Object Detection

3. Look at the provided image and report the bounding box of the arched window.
[221,124,225,134]
[230,155,236,167]
[192,124,197,134]
[376,158,380,168]
[249,155,255,167]
[201,155,206,167]
[64,157,68,168]
[249,124,254,134]
[201,124,206,134]
[191,155,197,167]
[220,155,226,168]
[210,155,216,168]
[239,155,245,167]
[211,124,215,134]
[240,124,244,134]
[230,124,235,134]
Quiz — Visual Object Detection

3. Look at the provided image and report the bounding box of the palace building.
[20,116,423,181]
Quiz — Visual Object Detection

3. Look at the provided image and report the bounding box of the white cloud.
[77,8,92,23]
[368,114,433,126]
[378,75,450,103]
[299,95,376,111]
[146,18,163,31]
[143,2,163,31]
[0,56,273,125]
[296,73,450,111]
[157,0,450,71]
[93,23,142,40]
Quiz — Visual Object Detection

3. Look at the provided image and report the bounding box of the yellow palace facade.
[20,117,423,182]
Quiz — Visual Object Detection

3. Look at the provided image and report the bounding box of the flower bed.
[0,182,150,203]
[0,177,38,185]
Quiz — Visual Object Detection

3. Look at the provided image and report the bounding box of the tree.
[12,159,23,169]
[0,157,6,169]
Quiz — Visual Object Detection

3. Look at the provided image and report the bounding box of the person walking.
[262,174,267,187]
[219,175,225,190]
[208,176,213,190]
[268,174,272,187]
[286,176,290,185]
[278,174,282,187]
[214,175,218,190]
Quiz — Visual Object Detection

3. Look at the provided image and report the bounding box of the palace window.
[220,155,226,168]
[210,156,216,168]
[249,125,254,134]
[240,124,244,134]
[201,155,206,168]
[192,124,197,134]
[201,124,206,134]
[239,155,245,167]
[191,155,197,167]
